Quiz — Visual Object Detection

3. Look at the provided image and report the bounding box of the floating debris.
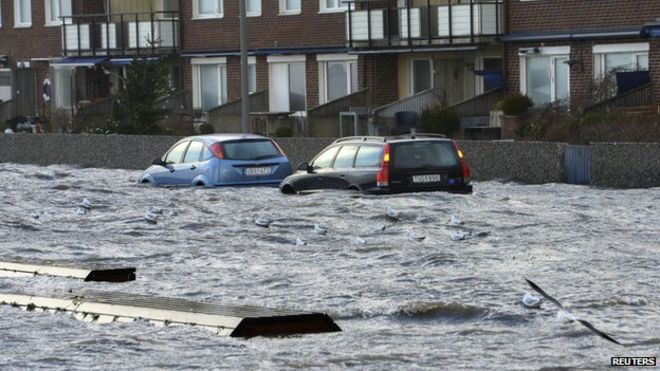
[144,211,159,224]
[313,224,328,235]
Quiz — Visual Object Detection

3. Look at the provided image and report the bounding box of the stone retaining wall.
[1,134,659,188]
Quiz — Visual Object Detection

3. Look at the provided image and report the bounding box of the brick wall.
[507,0,660,33]
[0,1,62,62]
[361,54,398,107]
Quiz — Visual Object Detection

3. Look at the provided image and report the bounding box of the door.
[327,145,359,189]
[0,69,11,102]
[151,140,190,185]
[14,68,36,116]
[433,58,464,104]
[565,145,591,185]
[293,146,340,191]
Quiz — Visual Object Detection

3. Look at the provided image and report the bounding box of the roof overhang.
[501,27,644,43]
[182,46,349,58]
[51,56,109,67]
[348,44,486,55]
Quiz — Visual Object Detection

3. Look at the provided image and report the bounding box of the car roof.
[183,133,272,144]
[331,133,451,145]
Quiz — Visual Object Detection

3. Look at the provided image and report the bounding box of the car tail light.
[271,140,286,157]
[452,142,470,183]
[210,143,224,159]
[376,143,390,187]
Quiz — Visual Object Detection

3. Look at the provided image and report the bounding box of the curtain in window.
[200,65,219,111]
[327,62,348,102]
[288,63,305,111]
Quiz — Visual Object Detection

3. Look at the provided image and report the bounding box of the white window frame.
[191,57,228,111]
[409,58,433,96]
[279,0,301,16]
[317,54,358,104]
[247,0,261,17]
[45,0,72,26]
[519,46,571,104]
[14,0,32,28]
[193,0,224,20]
[592,43,649,78]
[319,0,352,13]
[267,55,306,112]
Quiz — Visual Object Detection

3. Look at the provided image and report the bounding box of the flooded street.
[0,163,658,370]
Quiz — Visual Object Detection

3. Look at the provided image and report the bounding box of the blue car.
[139,134,292,187]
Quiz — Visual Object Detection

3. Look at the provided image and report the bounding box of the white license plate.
[245,167,271,176]
[412,174,443,183]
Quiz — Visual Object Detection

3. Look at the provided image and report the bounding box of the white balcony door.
[268,57,306,112]
[523,55,569,106]
[192,58,227,111]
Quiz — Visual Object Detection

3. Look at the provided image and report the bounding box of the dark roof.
[501,26,644,43]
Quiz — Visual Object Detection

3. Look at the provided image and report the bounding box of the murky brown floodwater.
[0,163,658,370]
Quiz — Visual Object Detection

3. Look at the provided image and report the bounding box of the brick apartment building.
[503,0,660,108]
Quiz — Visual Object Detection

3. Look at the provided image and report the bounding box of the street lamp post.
[240,0,251,133]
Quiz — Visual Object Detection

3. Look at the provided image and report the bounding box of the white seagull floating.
[255,216,272,228]
[408,230,426,242]
[295,237,307,246]
[449,215,464,226]
[148,206,163,214]
[80,198,92,210]
[524,278,622,345]
[313,224,328,235]
[354,236,366,245]
[522,292,544,308]
[386,206,400,220]
[450,230,467,241]
[144,211,159,224]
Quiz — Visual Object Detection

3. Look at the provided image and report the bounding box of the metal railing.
[346,0,503,49]
[155,89,190,114]
[583,83,654,115]
[447,88,503,116]
[307,89,369,117]
[61,11,179,56]
[373,88,443,120]
[0,100,16,122]
[207,90,269,121]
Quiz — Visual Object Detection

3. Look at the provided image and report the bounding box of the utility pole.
[239,0,251,133]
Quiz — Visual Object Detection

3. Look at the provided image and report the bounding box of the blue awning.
[643,26,660,38]
[51,56,109,67]
[107,57,160,66]
[473,70,504,90]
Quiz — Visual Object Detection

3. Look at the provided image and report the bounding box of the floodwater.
[0,163,658,370]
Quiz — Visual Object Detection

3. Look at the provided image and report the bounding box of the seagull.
[354,236,366,245]
[80,198,92,210]
[408,230,426,242]
[373,225,387,233]
[524,277,622,345]
[449,215,464,226]
[75,207,87,215]
[144,211,159,224]
[255,216,272,228]
[313,224,328,235]
[386,206,400,220]
[28,212,40,219]
[295,237,307,246]
[522,292,544,308]
[450,230,467,241]
[148,206,163,214]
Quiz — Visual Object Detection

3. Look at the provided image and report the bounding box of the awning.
[501,27,644,43]
[106,57,159,66]
[51,56,109,67]
[473,70,504,90]
[642,20,660,37]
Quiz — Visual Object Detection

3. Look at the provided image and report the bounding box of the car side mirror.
[297,162,313,173]
[152,157,167,167]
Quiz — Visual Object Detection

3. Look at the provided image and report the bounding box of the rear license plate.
[245,167,271,176]
[412,174,443,183]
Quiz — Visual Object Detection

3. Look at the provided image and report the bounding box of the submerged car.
[140,134,292,187]
[279,133,472,194]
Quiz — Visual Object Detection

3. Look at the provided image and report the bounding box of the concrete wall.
[1,134,660,188]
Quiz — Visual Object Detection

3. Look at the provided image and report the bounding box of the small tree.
[108,57,174,134]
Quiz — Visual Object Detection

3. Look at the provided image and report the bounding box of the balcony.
[346,0,503,50]
[61,11,179,56]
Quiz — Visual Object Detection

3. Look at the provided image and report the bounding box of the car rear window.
[222,140,281,161]
[392,141,458,169]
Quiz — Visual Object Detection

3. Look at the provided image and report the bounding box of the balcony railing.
[346,0,503,49]
[61,11,179,56]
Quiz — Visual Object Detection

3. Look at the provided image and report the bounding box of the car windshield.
[221,140,282,161]
[392,141,458,169]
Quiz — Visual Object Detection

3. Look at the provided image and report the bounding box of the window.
[247,0,261,17]
[194,0,223,19]
[192,58,228,111]
[165,141,190,164]
[333,145,358,169]
[355,146,382,168]
[45,0,72,26]
[320,0,350,13]
[280,0,301,15]
[268,56,306,112]
[201,145,213,161]
[53,67,74,108]
[477,57,503,93]
[222,140,281,161]
[411,59,432,94]
[593,43,649,78]
[520,47,570,106]
[312,146,340,169]
[14,0,31,27]
[318,54,358,104]
[184,141,204,163]
[247,57,257,93]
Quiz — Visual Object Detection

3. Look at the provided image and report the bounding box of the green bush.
[498,93,534,116]
[275,126,293,137]
[198,123,215,134]
[420,106,460,136]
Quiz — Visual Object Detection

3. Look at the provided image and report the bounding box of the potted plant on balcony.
[497,93,533,139]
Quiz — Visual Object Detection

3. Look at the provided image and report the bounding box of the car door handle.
[190,165,197,170]
[340,174,346,178]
